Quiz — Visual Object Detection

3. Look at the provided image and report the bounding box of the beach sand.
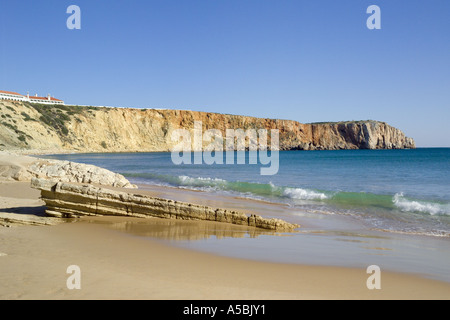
[1,180,450,300]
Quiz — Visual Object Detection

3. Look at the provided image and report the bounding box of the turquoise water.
[44,148,450,237]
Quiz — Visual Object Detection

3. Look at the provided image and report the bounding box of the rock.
[26,159,137,188]
[0,212,61,226]
[31,178,299,231]
[0,152,136,188]
[306,121,415,150]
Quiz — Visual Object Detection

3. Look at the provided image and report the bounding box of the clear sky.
[0,1,449,147]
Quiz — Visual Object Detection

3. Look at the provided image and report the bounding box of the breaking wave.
[393,193,450,216]
[124,172,450,218]
[125,172,329,201]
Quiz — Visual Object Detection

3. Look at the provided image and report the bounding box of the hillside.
[0,100,415,154]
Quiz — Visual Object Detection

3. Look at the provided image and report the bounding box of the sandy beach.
[1,178,450,300]
[2,0,450,303]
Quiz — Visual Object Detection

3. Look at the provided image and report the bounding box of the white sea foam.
[393,193,450,216]
[282,187,329,201]
[178,175,226,185]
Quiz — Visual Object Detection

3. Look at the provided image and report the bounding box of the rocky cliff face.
[305,121,416,150]
[0,100,415,153]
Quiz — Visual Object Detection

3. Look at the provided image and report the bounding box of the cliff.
[0,100,415,153]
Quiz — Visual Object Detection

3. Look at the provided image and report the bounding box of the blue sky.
[0,1,449,147]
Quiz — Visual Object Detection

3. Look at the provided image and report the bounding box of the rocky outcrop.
[0,100,415,153]
[299,121,416,150]
[31,178,299,231]
[0,152,136,188]
[27,159,136,188]
[0,212,61,227]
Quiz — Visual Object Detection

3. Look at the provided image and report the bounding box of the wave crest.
[282,187,329,200]
[393,193,450,216]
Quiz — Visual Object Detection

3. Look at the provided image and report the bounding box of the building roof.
[29,96,64,102]
[29,96,47,100]
[1,89,64,102]
[0,90,24,96]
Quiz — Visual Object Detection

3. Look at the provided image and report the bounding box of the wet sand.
[1,181,450,299]
[106,183,450,284]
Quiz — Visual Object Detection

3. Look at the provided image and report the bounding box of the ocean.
[42,148,450,282]
[44,148,450,238]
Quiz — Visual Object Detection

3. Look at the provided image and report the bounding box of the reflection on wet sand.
[83,216,288,241]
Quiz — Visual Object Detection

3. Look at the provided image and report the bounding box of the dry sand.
[1,180,450,300]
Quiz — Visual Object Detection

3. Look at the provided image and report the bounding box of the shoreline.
[1,153,449,299]
[28,149,450,239]
[1,180,450,299]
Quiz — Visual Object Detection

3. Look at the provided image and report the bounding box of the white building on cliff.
[0,90,64,105]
